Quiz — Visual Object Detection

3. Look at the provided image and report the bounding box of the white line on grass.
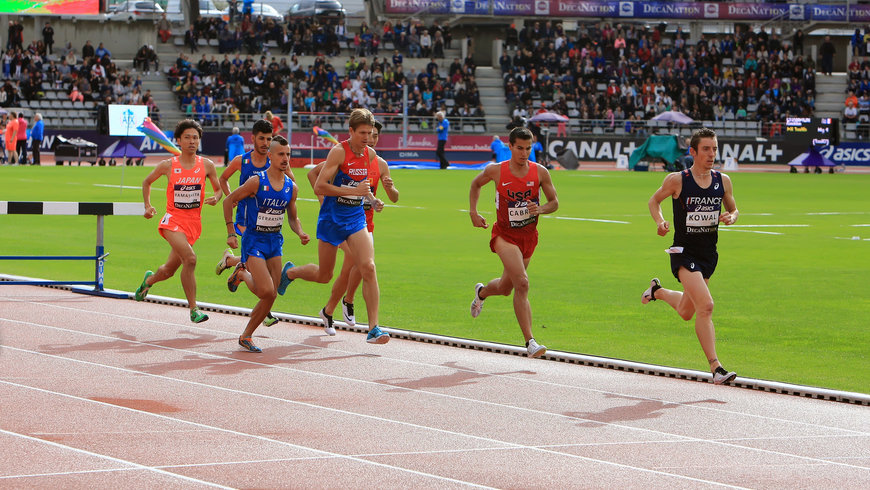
[849,224,870,227]
[720,229,783,235]
[93,184,163,191]
[728,224,808,228]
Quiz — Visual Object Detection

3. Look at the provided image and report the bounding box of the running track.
[1,285,868,488]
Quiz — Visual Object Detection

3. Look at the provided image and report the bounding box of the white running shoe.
[641,277,661,304]
[527,338,547,358]
[319,308,337,336]
[341,298,355,326]
[712,369,737,385]
[216,248,234,275]
[470,283,485,318]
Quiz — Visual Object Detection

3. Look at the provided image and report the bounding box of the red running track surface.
[1,286,868,488]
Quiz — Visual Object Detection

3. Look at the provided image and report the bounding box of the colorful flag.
[312,126,339,145]
[137,117,181,156]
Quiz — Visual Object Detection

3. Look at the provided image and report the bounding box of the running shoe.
[341,298,355,326]
[712,367,737,385]
[641,277,661,304]
[134,270,154,301]
[319,308,337,336]
[227,263,245,293]
[215,248,234,275]
[366,326,390,344]
[470,282,485,318]
[277,261,295,295]
[263,314,279,327]
[190,308,209,323]
[238,336,262,353]
[526,338,547,358]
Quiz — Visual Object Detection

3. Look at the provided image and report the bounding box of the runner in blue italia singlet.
[240,170,293,263]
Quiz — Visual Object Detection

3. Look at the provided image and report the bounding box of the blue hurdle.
[0,201,143,298]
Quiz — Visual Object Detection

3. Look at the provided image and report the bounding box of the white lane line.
[849,224,870,227]
[7,299,868,437]
[549,216,631,224]
[728,224,809,228]
[0,428,232,488]
[720,229,783,235]
[92,184,161,191]
[0,375,495,490]
[806,212,870,215]
[6,312,869,476]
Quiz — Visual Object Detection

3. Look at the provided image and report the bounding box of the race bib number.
[685,210,720,233]
[255,208,284,233]
[173,184,201,209]
[336,182,364,206]
[508,200,536,228]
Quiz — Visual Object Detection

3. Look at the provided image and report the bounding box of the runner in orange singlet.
[468,127,559,358]
[135,119,222,323]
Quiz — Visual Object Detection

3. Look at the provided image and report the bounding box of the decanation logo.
[534,0,549,16]
[704,3,719,18]
[619,1,634,17]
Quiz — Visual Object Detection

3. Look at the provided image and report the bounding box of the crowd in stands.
[2,20,162,124]
[168,13,479,128]
[500,21,817,132]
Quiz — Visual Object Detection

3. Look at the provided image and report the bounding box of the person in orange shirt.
[265,110,283,137]
[134,119,223,323]
[845,89,859,109]
[4,110,18,165]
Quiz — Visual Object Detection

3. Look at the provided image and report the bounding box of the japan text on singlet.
[244,170,293,234]
[165,156,205,215]
[235,151,271,227]
[672,169,724,252]
[494,160,540,235]
[320,141,370,221]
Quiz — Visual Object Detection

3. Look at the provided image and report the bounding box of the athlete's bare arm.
[378,157,399,203]
[527,164,558,216]
[719,173,739,225]
[219,154,243,198]
[313,145,373,199]
[648,172,683,236]
[202,158,223,206]
[222,174,260,249]
[286,185,310,245]
[468,163,501,229]
[141,158,172,219]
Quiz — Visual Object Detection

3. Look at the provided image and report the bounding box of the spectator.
[157,13,172,43]
[4,110,17,164]
[185,25,198,53]
[82,40,94,60]
[225,126,244,165]
[16,112,27,165]
[820,35,835,76]
[30,113,43,166]
[846,89,859,109]
[266,110,283,137]
[42,21,54,55]
[435,110,449,169]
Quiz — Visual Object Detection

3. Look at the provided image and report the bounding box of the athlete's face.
[179,128,200,154]
[369,128,380,148]
[268,142,290,170]
[690,137,718,170]
[509,138,533,164]
[252,131,272,156]
[349,124,373,148]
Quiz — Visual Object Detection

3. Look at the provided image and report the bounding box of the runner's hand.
[144,206,156,219]
[470,212,488,229]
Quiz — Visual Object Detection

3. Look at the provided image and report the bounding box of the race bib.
[336,182,364,206]
[173,184,201,209]
[508,200,536,228]
[255,208,284,233]
[685,210,720,228]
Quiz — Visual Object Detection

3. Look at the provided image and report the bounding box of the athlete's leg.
[678,268,722,371]
[324,243,354,316]
[240,256,279,339]
[652,284,698,321]
[345,228,378,327]
[344,265,362,304]
[286,239,338,283]
[159,230,199,311]
[492,236,534,342]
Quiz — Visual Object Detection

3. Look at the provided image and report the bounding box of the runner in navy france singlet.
[672,169,724,254]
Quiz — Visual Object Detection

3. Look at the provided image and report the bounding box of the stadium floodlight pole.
[402,83,408,147]
[287,82,293,145]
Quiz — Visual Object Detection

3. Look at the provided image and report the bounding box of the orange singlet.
[158,155,206,245]
[491,160,541,259]
[362,155,381,233]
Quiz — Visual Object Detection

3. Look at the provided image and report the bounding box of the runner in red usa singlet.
[468,127,560,359]
[492,157,541,259]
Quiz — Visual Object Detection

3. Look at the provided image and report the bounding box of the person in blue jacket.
[30,113,44,166]
[225,126,244,167]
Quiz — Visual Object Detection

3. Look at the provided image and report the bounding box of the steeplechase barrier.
[0,201,143,298]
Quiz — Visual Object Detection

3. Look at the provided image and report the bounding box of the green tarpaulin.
[629,135,685,170]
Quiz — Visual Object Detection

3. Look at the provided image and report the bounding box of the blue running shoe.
[277,261,295,295]
[366,326,390,344]
[238,336,262,353]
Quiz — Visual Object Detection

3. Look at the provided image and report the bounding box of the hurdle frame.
[0,201,143,298]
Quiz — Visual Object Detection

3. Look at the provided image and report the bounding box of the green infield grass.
[1,165,868,393]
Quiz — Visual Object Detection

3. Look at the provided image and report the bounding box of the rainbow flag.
[313,126,339,145]
[137,117,181,156]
